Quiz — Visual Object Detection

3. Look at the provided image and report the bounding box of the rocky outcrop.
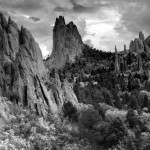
[139,31,145,41]
[0,13,59,117]
[45,16,85,69]
[129,35,144,53]
[115,46,120,74]
[129,31,150,55]
[47,73,78,110]
[124,44,127,54]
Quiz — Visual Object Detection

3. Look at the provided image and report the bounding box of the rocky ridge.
[129,31,150,54]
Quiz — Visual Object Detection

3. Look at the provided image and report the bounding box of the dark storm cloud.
[54,0,108,13]
[29,17,40,22]
[0,0,45,13]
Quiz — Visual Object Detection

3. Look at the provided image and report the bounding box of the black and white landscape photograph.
[0,0,150,149]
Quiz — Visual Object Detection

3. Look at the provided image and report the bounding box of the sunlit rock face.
[45,16,85,69]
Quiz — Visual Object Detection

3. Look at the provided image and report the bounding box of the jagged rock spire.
[54,16,66,28]
[115,45,120,74]
[45,16,84,69]
[139,31,145,41]
[124,44,127,53]
[137,54,143,73]
[129,31,145,53]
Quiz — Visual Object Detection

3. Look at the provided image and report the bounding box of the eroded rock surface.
[0,13,58,117]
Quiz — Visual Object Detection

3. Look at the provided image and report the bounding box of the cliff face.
[0,13,79,117]
[45,16,85,69]
[0,14,57,117]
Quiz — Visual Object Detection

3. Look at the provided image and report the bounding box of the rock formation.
[0,13,56,117]
[46,73,78,108]
[124,44,127,54]
[129,31,150,55]
[0,13,80,119]
[45,16,85,69]
[137,54,143,73]
[139,31,145,41]
[120,56,124,73]
[129,33,144,53]
[115,45,120,74]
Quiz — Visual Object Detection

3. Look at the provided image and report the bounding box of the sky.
[0,0,150,57]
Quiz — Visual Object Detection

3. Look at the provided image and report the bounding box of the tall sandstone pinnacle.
[115,45,120,74]
[45,16,85,69]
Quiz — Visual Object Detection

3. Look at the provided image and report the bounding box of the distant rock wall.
[129,31,150,55]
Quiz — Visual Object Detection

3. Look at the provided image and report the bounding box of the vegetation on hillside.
[2,44,150,150]
[47,44,150,149]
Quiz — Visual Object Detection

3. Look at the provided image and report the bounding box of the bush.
[105,117,127,147]
[126,109,139,128]
[63,101,78,122]
[128,95,140,110]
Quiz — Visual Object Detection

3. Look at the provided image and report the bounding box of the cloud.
[0,0,150,56]
[29,17,40,22]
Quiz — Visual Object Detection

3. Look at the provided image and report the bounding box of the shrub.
[63,101,78,122]
[126,109,139,128]
[128,95,140,110]
[105,117,127,147]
